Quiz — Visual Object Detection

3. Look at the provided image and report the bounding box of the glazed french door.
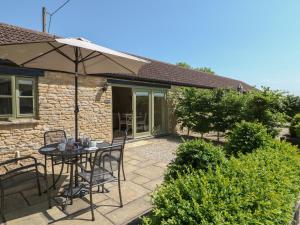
[132,88,167,138]
[133,89,151,137]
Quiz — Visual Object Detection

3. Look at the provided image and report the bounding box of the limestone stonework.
[0,72,112,161]
[167,86,179,134]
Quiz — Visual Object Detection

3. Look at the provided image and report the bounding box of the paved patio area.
[1,136,181,225]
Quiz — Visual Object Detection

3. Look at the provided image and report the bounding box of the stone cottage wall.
[0,72,112,161]
[167,85,180,134]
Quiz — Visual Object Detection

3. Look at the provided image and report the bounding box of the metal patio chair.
[111,129,127,181]
[44,130,68,189]
[0,156,51,222]
[77,144,124,221]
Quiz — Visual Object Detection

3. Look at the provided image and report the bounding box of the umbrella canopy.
[0,37,148,75]
[0,37,149,139]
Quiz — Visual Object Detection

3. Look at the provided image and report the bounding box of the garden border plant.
[144,140,300,225]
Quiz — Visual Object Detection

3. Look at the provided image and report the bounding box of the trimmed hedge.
[164,139,226,181]
[225,121,273,156]
[144,141,300,225]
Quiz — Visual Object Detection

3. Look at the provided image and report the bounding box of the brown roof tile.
[0,23,55,45]
[0,22,253,91]
[141,59,254,90]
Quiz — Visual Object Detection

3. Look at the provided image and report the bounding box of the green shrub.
[225,121,273,156]
[145,141,300,225]
[295,124,300,138]
[243,88,287,137]
[165,139,226,181]
[290,113,300,138]
[284,94,300,119]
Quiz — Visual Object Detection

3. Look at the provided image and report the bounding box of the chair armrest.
[0,161,46,183]
[0,156,38,167]
[96,143,123,152]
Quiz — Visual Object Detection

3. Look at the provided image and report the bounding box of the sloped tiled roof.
[0,22,253,90]
[0,23,55,45]
[105,57,253,91]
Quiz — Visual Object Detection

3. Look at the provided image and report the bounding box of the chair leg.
[118,173,123,207]
[122,159,126,181]
[44,166,51,209]
[0,187,5,222]
[35,170,42,196]
[51,156,56,190]
[89,186,95,221]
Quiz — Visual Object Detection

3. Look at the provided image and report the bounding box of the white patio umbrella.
[0,37,149,140]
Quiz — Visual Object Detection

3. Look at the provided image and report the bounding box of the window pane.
[0,98,12,115]
[19,98,33,114]
[0,78,12,95]
[136,93,149,133]
[18,80,33,96]
[154,92,165,97]
[136,91,149,97]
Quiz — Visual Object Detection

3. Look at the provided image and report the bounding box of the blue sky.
[1,0,299,94]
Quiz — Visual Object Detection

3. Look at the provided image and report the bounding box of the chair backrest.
[126,114,132,123]
[44,130,67,146]
[92,144,123,174]
[111,129,127,147]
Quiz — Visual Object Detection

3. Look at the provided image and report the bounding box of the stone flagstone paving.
[1,136,181,225]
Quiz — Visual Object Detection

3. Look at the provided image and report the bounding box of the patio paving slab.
[1,136,181,225]
[104,181,151,205]
[142,176,164,192]
[6,212,48,225]
[105,195,152,225]
[134,165,165,180]
[126,159,142,166]
[96,198,121,215]
[53,210,113,225]
[131,175,151,185]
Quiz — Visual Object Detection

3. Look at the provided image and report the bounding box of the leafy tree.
[290,113,300,137]
[283,94,300,119]
[210,89,245,141]
[176,62,215,74]
[195,67,215,74]
[192,89,213,137]
[174,87,198,135]
[176,62,192,69]
[244,87,287,137]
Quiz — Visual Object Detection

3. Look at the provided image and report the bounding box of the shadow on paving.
[1,172,67,222]
[126,211,152,225]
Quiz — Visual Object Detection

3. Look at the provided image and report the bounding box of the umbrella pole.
[75,47,79,141]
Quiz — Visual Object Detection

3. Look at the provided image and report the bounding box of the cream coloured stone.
[0,72,112,160]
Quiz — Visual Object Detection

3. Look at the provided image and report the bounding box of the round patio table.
[39,142,111,207]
